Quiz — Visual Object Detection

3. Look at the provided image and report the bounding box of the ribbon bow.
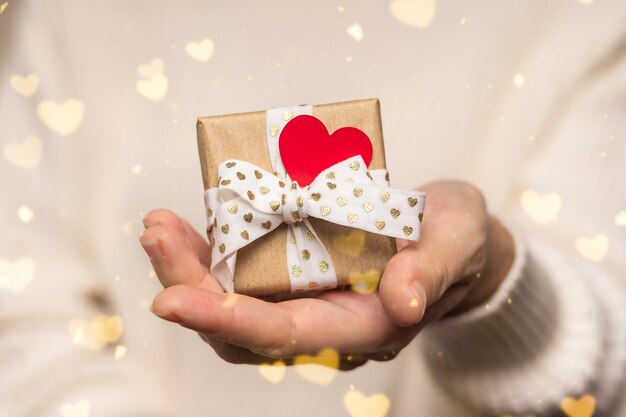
[205,155,425,293]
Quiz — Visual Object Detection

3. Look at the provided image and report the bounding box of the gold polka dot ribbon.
[204,105,426,293]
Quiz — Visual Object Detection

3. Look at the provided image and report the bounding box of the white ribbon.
[204,106,426,293]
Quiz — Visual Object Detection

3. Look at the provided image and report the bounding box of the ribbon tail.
[286,219,338,292]
[210,251,238,293]
[205,192,283,292]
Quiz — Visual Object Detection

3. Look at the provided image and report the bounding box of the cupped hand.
[139,180,514,369]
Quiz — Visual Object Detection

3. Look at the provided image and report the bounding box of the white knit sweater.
[1,1,624,416]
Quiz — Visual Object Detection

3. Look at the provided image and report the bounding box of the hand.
[379,180,516,325]
[139,180,515,368]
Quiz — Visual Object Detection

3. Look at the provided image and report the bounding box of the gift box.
[196,98,425,297]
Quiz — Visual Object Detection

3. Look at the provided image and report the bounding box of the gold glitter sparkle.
[258,360,286,383]
[114,344,128,360]
[560,395,596,417]
[185,38,214,62]
[294,347,339,385]
[10,74,39,97]
[0,256,35,293]
[292,264,302,277]
[575,234,609,262]
[333,229,366,257]
[346,23,364,42]
[37,98,85,135]
[59,400,90,417]
[349,269,381,295]
[17,205,34,223]
[131,164,142,175]
[343,388,390,417]
[4,135,42,168]
[389,0,436,28]
[136,58,168,101]
[521,190,561,224]
[68,314,123,351]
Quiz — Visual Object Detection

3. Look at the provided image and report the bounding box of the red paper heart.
[278,115,373,186]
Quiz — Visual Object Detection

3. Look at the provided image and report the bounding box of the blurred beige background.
[1,0,625,416]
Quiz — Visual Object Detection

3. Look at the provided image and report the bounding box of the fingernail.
[410,281,427,323]
[139,236,164,266]
[266,347,286,357]
[143,218,158,228]
[150,303,171,319]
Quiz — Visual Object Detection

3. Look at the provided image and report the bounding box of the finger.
[379,224,484,327]
[139,224,221,292]
[143,208,212,266]
[151,285,296,356]
[201,333,368,370]
[338,356,369,370]
[417,280,474,328]
[180,218,212,267]
[199,333,282,365]
[151,285,409,357]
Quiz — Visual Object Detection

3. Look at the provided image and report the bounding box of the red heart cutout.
[278,115,373,187]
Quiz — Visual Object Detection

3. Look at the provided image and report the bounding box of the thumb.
[379,227,483,327]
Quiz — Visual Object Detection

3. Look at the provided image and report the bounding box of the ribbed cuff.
[419,214,604,416]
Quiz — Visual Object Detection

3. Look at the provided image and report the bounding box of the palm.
[143,180,490,367]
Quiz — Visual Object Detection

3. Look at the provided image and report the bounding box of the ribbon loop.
[206,155,425,293]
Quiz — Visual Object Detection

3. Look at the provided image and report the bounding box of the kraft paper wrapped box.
[196,98,424,297]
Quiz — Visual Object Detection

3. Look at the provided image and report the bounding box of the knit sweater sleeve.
[419,215,626,416]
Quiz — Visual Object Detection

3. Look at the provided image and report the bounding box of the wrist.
[453,214,516,313]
